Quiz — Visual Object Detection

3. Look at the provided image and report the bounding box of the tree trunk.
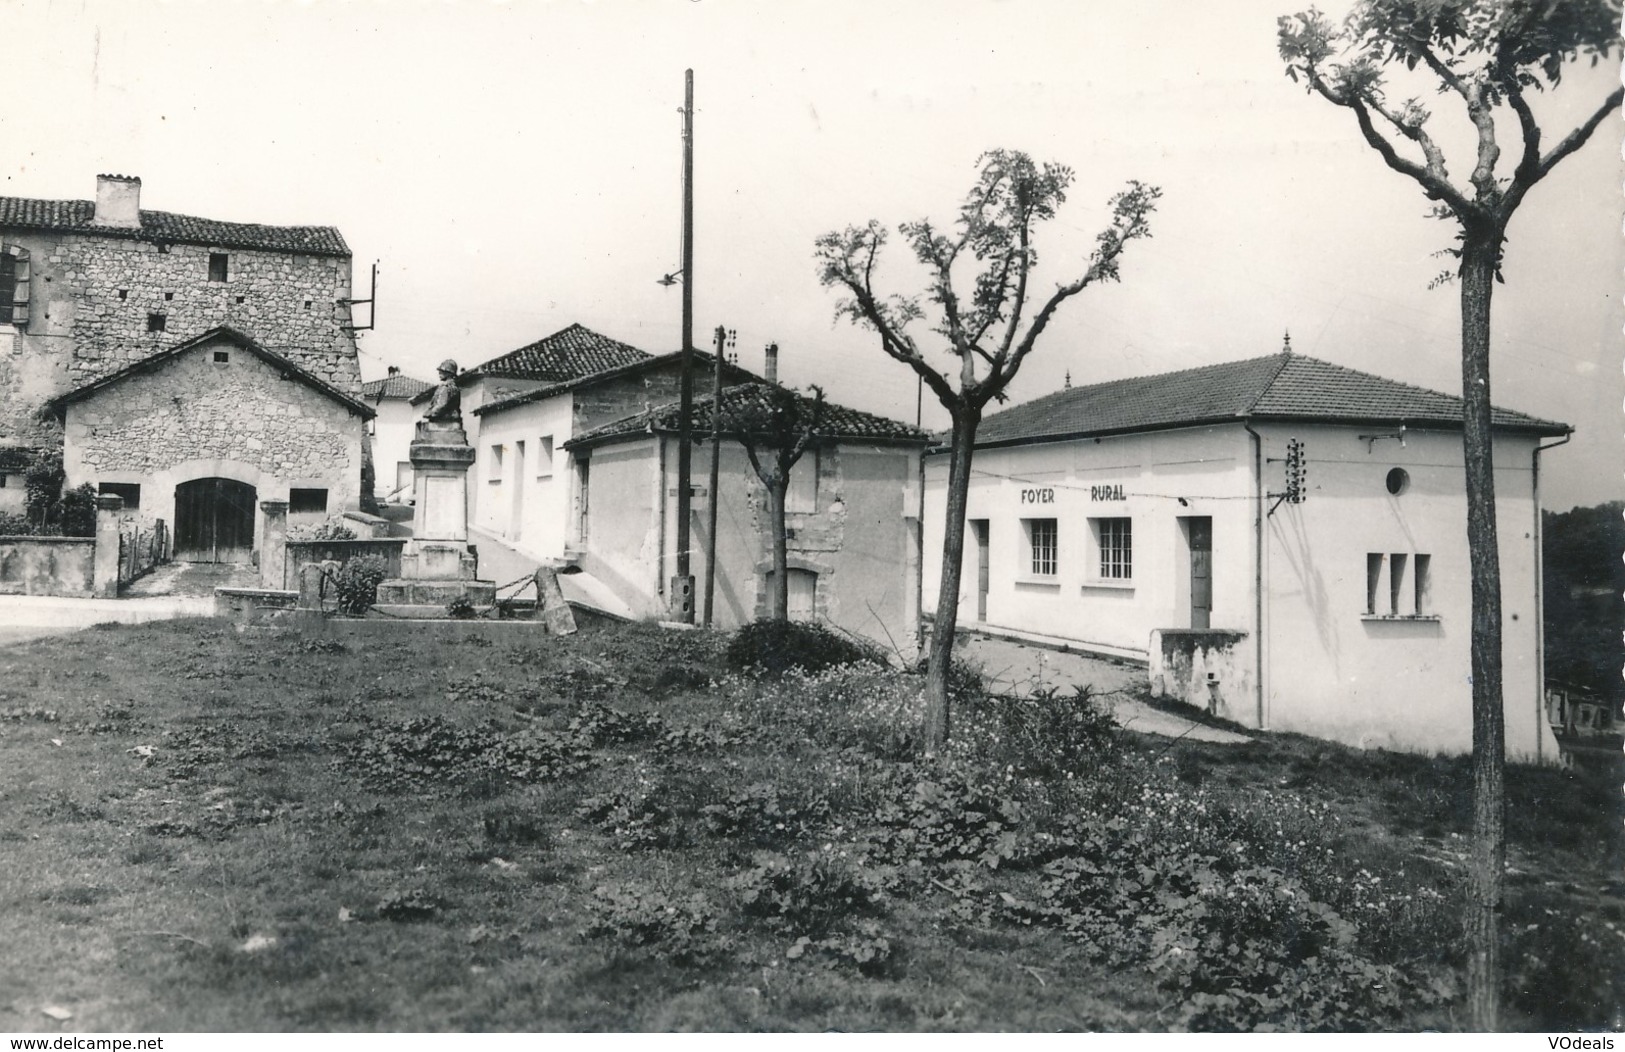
[1460,234,1505,1032]
[923,407,979,754]
[769,477,789,621]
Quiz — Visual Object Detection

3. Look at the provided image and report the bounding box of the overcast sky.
[7,0,1619,510]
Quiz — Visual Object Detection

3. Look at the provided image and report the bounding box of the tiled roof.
[362,373,434,401]
[972,351,1568,448]
[46,327,374,420]
[565,382,929,450]
[473,348,759,417]
[470,323,651,383]
[0,196,350,256]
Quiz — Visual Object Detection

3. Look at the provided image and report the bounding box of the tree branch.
[1501,86,1623,220]
[1345,92,1476,218]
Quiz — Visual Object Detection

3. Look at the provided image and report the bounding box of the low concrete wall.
[1149,628,1253,723]
[0,537,97,597]
[215,586,300,625]
[284,538,407,589]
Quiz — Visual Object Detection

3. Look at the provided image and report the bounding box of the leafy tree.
[816,149,1159,752]
[1542,501,1625,694]
[717,383,827,621]
[1278,0,1622,1028]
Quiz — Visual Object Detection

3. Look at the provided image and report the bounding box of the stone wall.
[62,332,365,529]
[0,227,358,446]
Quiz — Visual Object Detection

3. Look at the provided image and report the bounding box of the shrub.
[582,881,721,966]
[871,765,1023,868]
[576,775,682,851]
[341,716,595,792]
[334,555,387,615]
[569,702,664,747]
[0,511,33,536]
[23,450,65,530]
[953,684,1119,780]
[59,484,97,537]
[701,781,832,846]
[446,595,477,620]
[726,619,887,678]
[731,849,888,937]
[719,664,922,759]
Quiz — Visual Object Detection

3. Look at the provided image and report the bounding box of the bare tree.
[718,383,827,621]
[1278,0,1622,1028]
[816,150,1159,753]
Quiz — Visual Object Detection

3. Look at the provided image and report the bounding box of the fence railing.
[117,519,170,586]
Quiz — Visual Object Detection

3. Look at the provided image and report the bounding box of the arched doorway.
[174,478,257,563]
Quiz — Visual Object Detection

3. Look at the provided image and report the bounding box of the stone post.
[259,498,289,589]
[92,494,124,598]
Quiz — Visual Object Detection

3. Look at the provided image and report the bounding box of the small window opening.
[1386,467,1410,495]
[303,299,312,310]
[289,488,328,514]
[213,350,229,364]
[1389,553,1410,615]
[118,289,128,300]
[235,295,245,304]
[1365,553,1384,615]
[97,482,141,510]
[208,253,228,282]
[164,291,174,301]
[147,313,166,332]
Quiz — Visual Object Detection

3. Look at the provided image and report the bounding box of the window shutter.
[0,252,13,326]
[11,252,30,329]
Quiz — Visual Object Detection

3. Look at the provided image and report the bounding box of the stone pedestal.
[93,494,124,598]
[258,498,288,589]
[375,420,496,615]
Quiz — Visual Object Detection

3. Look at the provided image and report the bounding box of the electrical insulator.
[1284,438,1307,504]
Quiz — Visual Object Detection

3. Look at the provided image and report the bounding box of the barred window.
[1095,517,1132,580]
[1025,518,1058,577]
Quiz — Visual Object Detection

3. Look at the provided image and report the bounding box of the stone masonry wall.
[66,338,362,502]
[0,227,358,446]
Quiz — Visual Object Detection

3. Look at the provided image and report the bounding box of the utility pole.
[673,69,696,622]
[702,324,735,627]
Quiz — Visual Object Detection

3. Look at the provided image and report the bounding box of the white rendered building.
[923,350,1568,761]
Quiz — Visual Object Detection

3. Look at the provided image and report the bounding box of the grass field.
[0,617,1618,1032]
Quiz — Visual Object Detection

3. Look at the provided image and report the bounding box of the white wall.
[924,421,1558,760]
[371,396,419,500]
[923,425,1253,660]
[474,394,574,559]
[1255,421,1556,762]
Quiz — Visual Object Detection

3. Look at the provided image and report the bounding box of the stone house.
[563,383,929,650]
[469,346,756,560]
[922,348,1569,760]
[362,367,433,502]
[46,327,373,561]
[0,174,366,553]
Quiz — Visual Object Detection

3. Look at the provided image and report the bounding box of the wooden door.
[1188,516,1212,630]
[174,478,257,563]
[972,519,990,622]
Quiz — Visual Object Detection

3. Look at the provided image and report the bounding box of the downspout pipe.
[1531,430,1572,764]
[1243,421,1268,730]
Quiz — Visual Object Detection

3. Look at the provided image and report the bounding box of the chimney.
[764,342,779,385]
[387,366,400,376]
[94,174,142,229]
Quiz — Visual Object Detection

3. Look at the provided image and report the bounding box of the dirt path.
[955,632,1251,745]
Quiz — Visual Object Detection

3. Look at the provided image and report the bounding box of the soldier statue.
[422,359,462,425]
